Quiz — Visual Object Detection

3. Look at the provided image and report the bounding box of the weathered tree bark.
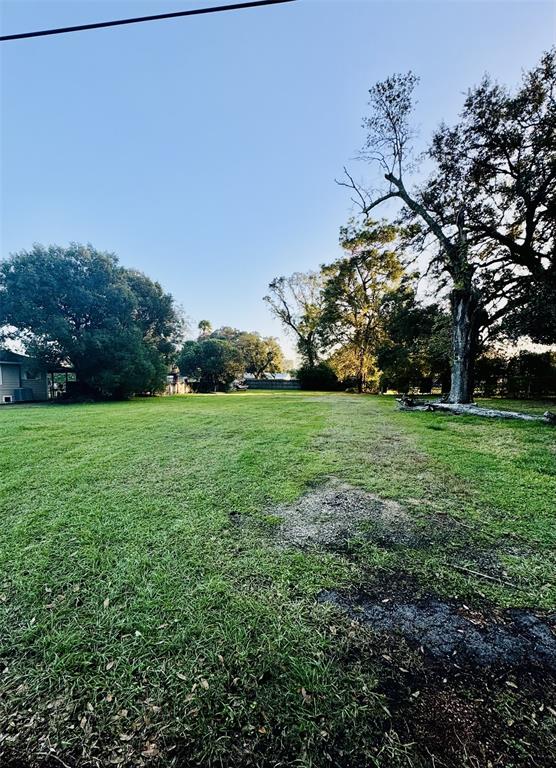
[447,287,481,404]
[396,398,555,424]
[302,333,317,369]
[356,349,366,393]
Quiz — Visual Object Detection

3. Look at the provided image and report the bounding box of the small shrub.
[297,362,339,391]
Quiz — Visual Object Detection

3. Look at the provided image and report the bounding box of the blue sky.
[1,0,554,358]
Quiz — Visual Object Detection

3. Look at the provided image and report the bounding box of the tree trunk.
[303,336,316,369]
[448,288,480,404]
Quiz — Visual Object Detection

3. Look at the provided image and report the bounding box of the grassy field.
[1,392,555,767]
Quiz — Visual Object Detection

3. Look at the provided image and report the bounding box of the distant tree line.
[177,322,285,392]
[265,219,452,393]
[0,246,288,399]
[475,350,556,399]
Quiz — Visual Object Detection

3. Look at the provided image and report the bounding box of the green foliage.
[475,350,556,398]
[424,48,556,339]
[327,344,381,392]
[178,327,286,389]
[197,319,213,337]
[178,338,244,391]
[0,244,181,398]
[297,361,339,390]
[501,282,556,345]
[264,223,454,394]
[352,50,556,401]
[320,220,404,391]
[208,327,285,378]
[506,351,556,398]
[474,351,509,397]
[377,280,451,392]
[264,272,326,367]
[235,333,285,378]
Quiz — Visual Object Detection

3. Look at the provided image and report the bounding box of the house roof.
[0,349,34,364]
[0,349,73,373]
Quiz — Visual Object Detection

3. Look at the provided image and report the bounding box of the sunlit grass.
[1,392,554,765]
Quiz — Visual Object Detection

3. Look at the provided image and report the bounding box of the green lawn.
[1,393,555,767]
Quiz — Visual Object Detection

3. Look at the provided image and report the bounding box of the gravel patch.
[272,480,411,549]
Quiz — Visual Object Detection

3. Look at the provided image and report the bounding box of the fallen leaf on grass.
[142,742,159,758]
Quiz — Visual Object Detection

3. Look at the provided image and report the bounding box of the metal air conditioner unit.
[13,387,34,402]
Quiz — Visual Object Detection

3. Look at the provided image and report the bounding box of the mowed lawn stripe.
[0,392,554,765]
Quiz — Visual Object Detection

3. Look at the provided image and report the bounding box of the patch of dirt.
[271,480,411,549]
[268,482,556,765]
[390,674,556,768]
[319,587,556,671]
[269,481,531,587]
[326,599,556,767]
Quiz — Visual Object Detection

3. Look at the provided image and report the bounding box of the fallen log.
[396,397,554,424]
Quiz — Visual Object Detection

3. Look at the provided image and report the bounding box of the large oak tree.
[341,49,555,403]
[0,243,182,398]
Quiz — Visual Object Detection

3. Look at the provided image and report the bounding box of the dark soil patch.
[325,597,556,767]
[319,587,556,671]
[271,481,556,764]
[390,673,556,768]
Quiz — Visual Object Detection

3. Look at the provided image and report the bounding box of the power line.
[0,0,297,42]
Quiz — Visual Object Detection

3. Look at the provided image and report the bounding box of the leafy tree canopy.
[178,338,244,391]
[377,280,451,393]
[199,326,285,379]
[340,48,556,401]
[320,220,404,392]
[264,272,326,368]
[0,243,182,398]
[197,319,213,338]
